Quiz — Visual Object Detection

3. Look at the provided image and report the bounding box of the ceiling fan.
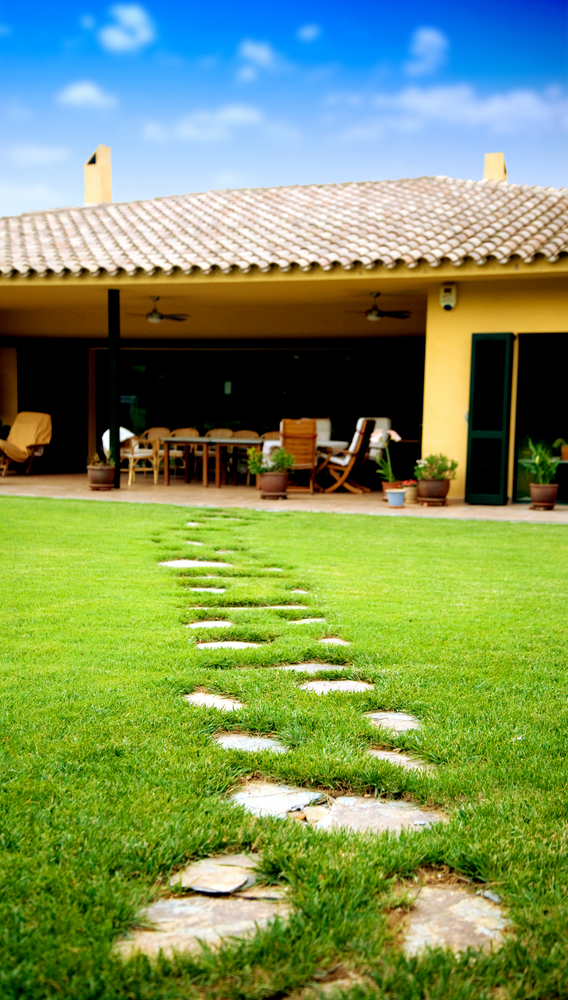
[128,296,190,324]
[346,292,411,322]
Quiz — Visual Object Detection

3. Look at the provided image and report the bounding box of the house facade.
[0,149,566,501]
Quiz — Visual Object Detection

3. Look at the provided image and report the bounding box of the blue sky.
[0,0,567,216]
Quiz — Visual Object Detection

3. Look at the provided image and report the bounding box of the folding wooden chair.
[0,412,52,477]
[316,418,375,494]
[280,418,317,494]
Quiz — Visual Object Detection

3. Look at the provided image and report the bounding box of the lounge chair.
[280,418,317,493]
[0,412,52,477]
[316,418,375,494]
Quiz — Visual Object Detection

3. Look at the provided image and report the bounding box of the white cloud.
[237,65,258,83]
[297,24,320,42]
[9,145,69,166]
[238,39,277,68]
[373,84,568,133]
[405,28,448,77]
[176,104,263,142]
[80,14,95,30]
[98,4,155,53]
[56,80,118,108]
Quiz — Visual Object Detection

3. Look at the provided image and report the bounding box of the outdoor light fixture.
[439,283,458,311]
[126,296,190,323]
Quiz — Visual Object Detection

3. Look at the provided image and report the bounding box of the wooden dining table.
[162,436,349,488]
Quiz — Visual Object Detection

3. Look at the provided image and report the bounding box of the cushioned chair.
[280,418,318,494]
[316,418,375,494]
[121,437,159,486]
[0,412,52,477]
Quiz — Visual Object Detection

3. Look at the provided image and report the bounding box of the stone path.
[115,515,509,966]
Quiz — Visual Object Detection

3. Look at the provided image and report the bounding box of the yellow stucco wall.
[422,277,568,498]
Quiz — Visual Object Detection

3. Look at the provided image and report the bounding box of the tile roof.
[1,175,567,279]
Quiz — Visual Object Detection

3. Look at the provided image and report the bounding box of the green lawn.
[1,496,567,1000]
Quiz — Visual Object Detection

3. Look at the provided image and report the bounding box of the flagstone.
[291,618,326,624]
[186,541,204,546]
[319,637,350,646]
[277,663,349,673]
[291,589,309,594]
[402,884,508,956]
[265,567,283,571]
[169,853,258,893]
[216,549,235,553]
[299,680,373,694]
[231,781,446,834]
[184,692,243,711]
[189,587,226,593]
[186,522,203,527]
[186,620,233,628]
[230,780,323,817]
[159,559,233,568]
[216,605,307,611]
[196,640,261,650]
[214,732,286,753]
[114,894,290,960]
[367,748,433,770]
[365,711,421,732]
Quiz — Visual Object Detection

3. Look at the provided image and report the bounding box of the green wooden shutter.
[465,333,515,505]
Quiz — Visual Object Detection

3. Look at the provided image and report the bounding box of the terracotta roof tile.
[0,175,567,278]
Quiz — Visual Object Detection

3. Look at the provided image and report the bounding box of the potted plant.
[519,439,560,510]
[87,452,115,490]
[247,447,295,499]
[414,454,458,506]
[373,428,403,500]
[553,437,568,461]
[402,479,419,503]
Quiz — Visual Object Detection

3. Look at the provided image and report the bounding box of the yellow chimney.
[484,152,507,183]
[84,145,112,205]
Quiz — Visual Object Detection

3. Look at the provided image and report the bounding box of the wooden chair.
[123,437,159,486]
[316,418,375,494]
[280,418,318,494]
[170,427,199,479]
[139,426,171,480]
[231,430,259,484]
[194,428,234,484]
[0,411,52,477]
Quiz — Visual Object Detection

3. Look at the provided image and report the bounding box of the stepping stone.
[169,853,258,893]
[265,567,283,572]
[367,748,433,771]
[219,605,307,611]
[291,618,325,624]
[230,780,323,817]
[189,587,226,593]
[291,589,309,594]
[319,637,350,646]
[196,640,261,650]
[186,522,203,527]
[186,620,233,628]
[184,692,243,711]
[231,781,445,834]
[186,541,204,546]
[159,559,233,568]
[300,680,373,694]
[216,549,234,554]
[214,732,286,753]
[277,663,349,673]
[114,894,290,959]
[317,796,445,835]
[402,883,508,956]
[366,711,420,732]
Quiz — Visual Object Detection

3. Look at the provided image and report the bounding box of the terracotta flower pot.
[258,471,288,499]
[87,465,115,490]
[529,482,558,511]
[417,479,450,506]
[404,485,419,504]
[561,446,568,460]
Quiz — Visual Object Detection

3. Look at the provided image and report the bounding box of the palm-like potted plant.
[247,446,295,499]
[519,440,560,510]
[414,454,458,506]
[87,452,115,490]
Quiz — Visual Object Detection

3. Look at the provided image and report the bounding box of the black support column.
[108,288,121,489]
